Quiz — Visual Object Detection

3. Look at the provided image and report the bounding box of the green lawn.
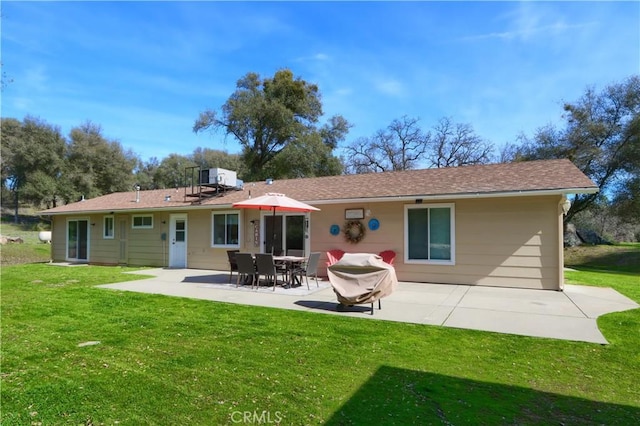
[0,221,52,266]
[1,258,639,424]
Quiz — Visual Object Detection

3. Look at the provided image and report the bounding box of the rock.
[577,229,611,245]
[564,223,582,247]
[0,235,24,244]
[564,224,612,246]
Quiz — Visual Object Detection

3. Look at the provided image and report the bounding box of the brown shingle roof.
[41,159,597,215]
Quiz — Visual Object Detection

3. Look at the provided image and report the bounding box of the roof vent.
[165,195,171,202]
[266,178,274,185]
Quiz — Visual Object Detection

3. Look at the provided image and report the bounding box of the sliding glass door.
[67,219,89,261]
[263,214,306,255]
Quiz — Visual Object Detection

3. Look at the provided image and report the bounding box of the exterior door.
[67,219,89,261]
[262,214,306,255]
[169,214,187,268]
[264,214,283,254]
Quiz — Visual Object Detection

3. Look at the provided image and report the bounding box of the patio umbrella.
[232,193,320,253]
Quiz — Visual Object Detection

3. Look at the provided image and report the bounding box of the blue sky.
[2,1,638,163]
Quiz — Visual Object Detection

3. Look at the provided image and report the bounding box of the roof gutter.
[39,187,598,216]
[38,203,235,216]
[306,187,599,206]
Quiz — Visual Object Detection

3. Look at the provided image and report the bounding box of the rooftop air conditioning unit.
[200,168,237,188]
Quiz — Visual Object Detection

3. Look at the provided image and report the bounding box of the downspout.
[557,195,571,291]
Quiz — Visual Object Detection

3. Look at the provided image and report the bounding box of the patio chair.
[326,249,345,267]
[226,249,240,282]
[378,250,396,265]
[293,252,321,289]
[255,253,284,291]
[235,253,257,288]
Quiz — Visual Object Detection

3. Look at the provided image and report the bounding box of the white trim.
[132,214,153,229]
[103,215,115,239]
[404,203,456,265]
[211,210,241,248]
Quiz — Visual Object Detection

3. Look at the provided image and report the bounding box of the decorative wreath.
[343,220,366,244]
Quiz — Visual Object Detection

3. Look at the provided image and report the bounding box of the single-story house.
[40,159,597,290]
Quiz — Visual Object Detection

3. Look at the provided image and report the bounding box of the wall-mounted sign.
[345,208,364,220]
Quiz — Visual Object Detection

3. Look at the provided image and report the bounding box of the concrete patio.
[98,268,639,344]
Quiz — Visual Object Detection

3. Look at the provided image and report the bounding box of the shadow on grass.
[324,366,640,425]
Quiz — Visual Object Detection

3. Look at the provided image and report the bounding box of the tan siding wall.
[187,210,216,269]
[187,209,258,271]
[49,194,563,290]
[126,212,171,267]
[309,196,562,290]
[51,216,67,262]
[398,196,562,289]
[88,214,118,265]
[310,202,404,270]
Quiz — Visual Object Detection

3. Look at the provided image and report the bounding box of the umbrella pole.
[271,207,277,255]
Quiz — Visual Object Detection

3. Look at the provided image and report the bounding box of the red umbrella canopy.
[232,193,320,213]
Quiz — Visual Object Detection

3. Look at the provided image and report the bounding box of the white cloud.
[460,2,597,43]
[374,77,405,97]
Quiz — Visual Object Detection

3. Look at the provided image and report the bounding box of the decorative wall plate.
[330,224,340,236]
[368,218,380,231]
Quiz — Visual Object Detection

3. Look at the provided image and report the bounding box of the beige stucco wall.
[49,194,564,290]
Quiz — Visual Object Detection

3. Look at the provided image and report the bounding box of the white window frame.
[211,210,241,248]
[404,203,455,265]
[132,214,153,229]
[103,215,115,239]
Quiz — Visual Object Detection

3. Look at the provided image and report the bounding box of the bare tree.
[344,116,429,173]
[428,117,494,168]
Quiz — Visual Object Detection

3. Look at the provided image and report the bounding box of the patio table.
[273,255,306,287]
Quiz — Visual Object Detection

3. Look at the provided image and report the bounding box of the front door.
[169,214,187,268]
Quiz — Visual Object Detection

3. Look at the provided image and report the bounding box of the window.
[405,203,455,264]
[103,216,114,239]
[132,214,153,229]
[212,212,239,247]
